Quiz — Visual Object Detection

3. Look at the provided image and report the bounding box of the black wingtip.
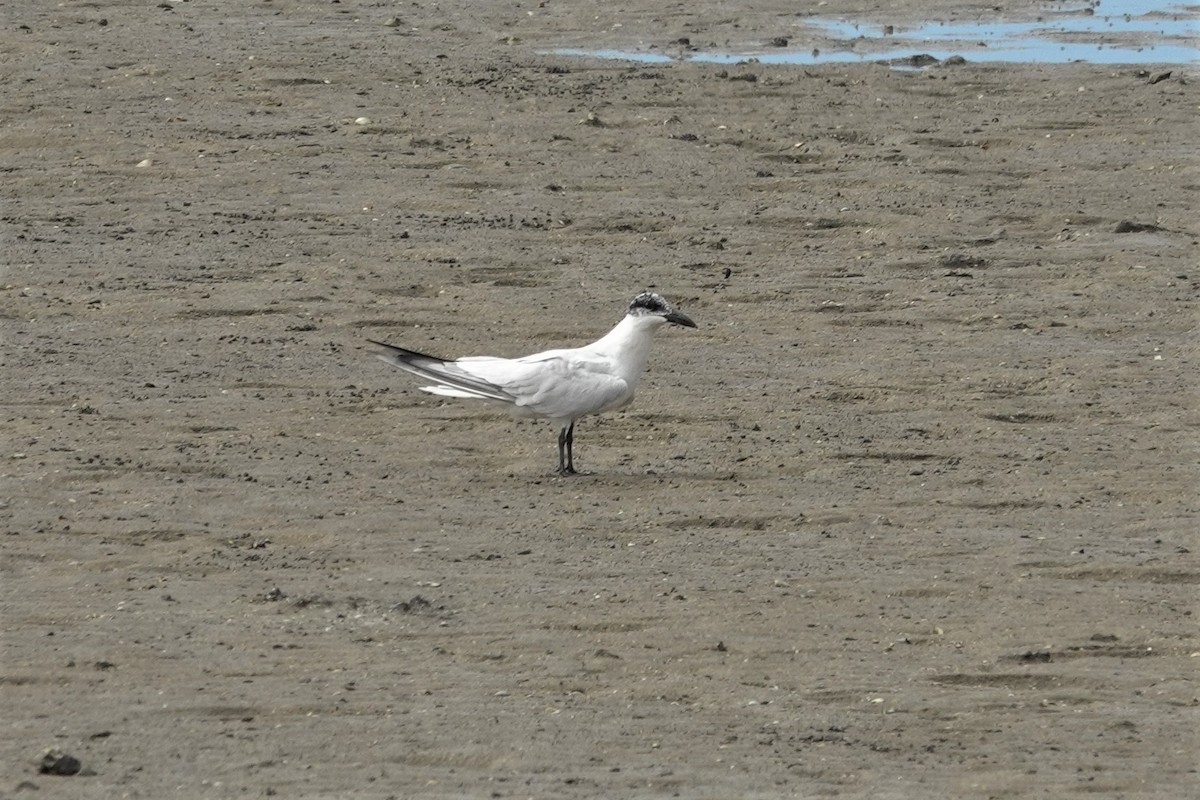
[368,340,446,361]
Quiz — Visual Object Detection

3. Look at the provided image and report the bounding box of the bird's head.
[627,292,697,329]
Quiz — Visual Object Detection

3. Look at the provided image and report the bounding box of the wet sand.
[3,1,1197,797]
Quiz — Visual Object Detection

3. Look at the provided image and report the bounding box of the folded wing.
[371,341,635,421]
[466,350,635,420]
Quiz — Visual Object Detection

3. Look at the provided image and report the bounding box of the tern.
[370,292,697,475]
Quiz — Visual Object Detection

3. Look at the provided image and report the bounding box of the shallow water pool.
[552,0,1199,66]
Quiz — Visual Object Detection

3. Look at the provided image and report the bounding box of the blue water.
[553,0,1198,66]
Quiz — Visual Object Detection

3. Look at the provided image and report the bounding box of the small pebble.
[40,749,82,776]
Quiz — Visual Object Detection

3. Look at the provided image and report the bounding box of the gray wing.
[371,341,635,420]
[461,350,635,420]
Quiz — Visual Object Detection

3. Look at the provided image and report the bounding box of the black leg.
[557,425,571,475]
[565,421,576,474]
[557,422,577,476]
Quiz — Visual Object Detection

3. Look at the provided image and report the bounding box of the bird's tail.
[368,340,515,403]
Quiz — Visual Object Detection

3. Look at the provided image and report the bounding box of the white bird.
[370,292,697,475]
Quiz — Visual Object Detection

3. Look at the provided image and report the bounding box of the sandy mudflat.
[2,1,1197,797]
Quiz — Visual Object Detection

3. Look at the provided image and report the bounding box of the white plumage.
[370,292,697,474]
